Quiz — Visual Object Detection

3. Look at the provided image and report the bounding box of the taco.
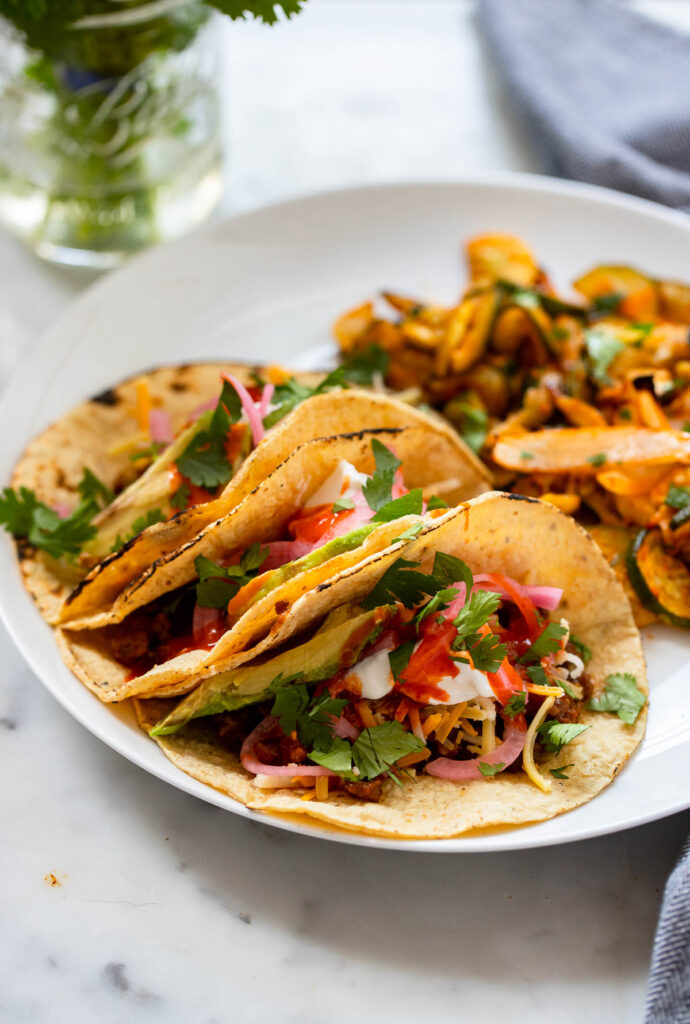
[137,492,647,840]
[4,362,489,625]
[56,426,476,703]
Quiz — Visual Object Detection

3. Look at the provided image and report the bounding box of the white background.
[1,2,689,1021]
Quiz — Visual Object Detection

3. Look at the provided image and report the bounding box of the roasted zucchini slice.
[627,527,690,628]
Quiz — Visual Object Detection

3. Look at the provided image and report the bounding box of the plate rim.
[2,171,689,852]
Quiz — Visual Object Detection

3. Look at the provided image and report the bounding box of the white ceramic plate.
[2,175,689,852]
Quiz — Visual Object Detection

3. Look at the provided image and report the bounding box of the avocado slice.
[85,411,215,559]
[235,522,382,616]
[150,604,394,736]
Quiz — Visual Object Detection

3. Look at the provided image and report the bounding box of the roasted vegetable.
[627,528,690,628]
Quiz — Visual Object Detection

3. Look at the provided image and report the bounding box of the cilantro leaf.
[666,485,690,511]
[77,468,113,509]
[371,488,423,523]
[194,544,268,608]
[526,663,548,686]
[585,328,624,384]
[176,381,242,489]
[300,692,349,751]
[170,483,190,509]
[537,720,590,754]
[591,292,624,314]
[453,590,501,641]
[388,639,416,681]
[587,453,607,467]
[518,622,567,664]
[433,551,474,592]
[333,497,355,513]
[461,633,507,673]
[569,634,592,663]
[504,691,526,718]
[263,377,314,428]
[0,486,98,560]
[478,761,505,777]
[177,440,231,490]
[453,402,489,455]
[270,682,309,735]
[550,763,574,780]
[110,507,165,552]
[351,721,424,780]
[362,440,402,513]
[426,495,449,511]
[309,737,355,775]
[393,522,424,543]
[360,558,442,611]
[0,486,41,538]
[588,672,646,725]
[130,441,165,462]
[413,587,458,628]
[339,344,389,385]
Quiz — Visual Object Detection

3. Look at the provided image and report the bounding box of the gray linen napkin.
[477,0,690,211]
[477,2,690,1021]
[646,834,690,1023]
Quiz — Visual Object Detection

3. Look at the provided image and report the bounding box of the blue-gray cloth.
[477,0,690,211]
[477,2,690,1021]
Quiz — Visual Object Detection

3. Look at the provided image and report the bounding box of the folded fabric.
[478,0,690,210]
[645,834,690,1023]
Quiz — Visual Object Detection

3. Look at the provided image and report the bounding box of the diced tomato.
[487,657,524,705]
[397,618,459,704]
[287,503,354,545]
[169,464,215,507]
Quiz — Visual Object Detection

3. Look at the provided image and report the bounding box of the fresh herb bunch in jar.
[0,1,305,267]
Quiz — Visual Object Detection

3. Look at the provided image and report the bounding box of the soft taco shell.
[12,363,322,623]
[56,427,466,703]
[59,387,490,626]
[137,492,647,840]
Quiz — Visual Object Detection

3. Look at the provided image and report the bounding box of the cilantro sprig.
[537,720,589,754]
[194,543,268,608]
[584,327,624,385]
[270,680,423,783]
[361,557,443,611]
[111,507,165,553]
[588,673,646,725]
[362,439,402,513]
[518,622,567,664]
[176,379,242,490]
[262,345,389,429]
[0,483,97,561]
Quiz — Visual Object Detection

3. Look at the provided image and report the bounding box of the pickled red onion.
[223,373,265,447]
[425,721,526,780]
[473,575,562,611]
[332,715,359,740]
[241,716,336,777]
[258,382,275,419]
[51,502,71,519]
[261,539,315,570]
[149,408,173,443]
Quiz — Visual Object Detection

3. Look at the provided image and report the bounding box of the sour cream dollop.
[306,460,369,508]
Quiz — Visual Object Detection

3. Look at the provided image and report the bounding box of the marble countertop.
[2,2,689,1021]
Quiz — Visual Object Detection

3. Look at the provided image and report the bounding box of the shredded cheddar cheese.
[135,380,152,434]
[315,776,329,801]
[481,716,496,756]
[422,713,444,738]
[525,683,565,698]
[396,748,431,768]
[355,701,378,730]
[435,703,466,745]
[522,695,555,793]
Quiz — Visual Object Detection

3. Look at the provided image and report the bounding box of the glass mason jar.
[0,2,223,268]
